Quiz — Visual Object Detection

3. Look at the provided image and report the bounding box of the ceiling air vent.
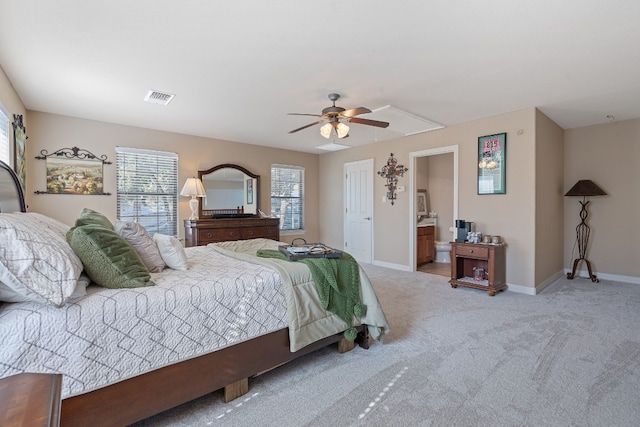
[144,90,175,105]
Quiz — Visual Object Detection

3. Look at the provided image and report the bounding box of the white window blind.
[116,147,178,236]
[0,106,10,166]
[270,164,304,231]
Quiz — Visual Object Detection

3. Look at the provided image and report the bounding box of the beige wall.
[3,64,638,289]
[0,65,27,163]
[564,118,640,279]
[317,110,639,289]
[319,108,540,290]
[24,111,321,244]
[534,110,565,286]
[427,153,454,242]
[416,156,428,203]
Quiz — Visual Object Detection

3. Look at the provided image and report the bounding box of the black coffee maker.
[455,219,473,242]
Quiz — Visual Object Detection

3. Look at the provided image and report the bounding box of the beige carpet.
[132,265,640,427]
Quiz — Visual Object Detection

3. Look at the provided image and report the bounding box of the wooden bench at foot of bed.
[61,326,369,427]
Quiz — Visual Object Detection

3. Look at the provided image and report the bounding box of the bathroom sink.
[417,218,437,227]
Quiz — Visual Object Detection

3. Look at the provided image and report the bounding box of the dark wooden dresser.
[184,217,280,247]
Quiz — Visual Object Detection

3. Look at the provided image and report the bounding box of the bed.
[0,160,389,426]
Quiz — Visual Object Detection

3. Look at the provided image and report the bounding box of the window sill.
[280,229,306,236]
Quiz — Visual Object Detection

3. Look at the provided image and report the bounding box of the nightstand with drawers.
[449,242,506,296]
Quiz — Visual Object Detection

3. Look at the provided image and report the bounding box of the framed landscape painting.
[45,156,105,194]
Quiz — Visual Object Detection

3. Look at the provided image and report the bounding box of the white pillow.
[0,212,83,306]
[27,212,73,238]
[115,221,166,273]
[69,274,91,300]
[153,233,189,271]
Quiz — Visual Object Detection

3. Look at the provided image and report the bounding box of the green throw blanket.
[257,249,366,341]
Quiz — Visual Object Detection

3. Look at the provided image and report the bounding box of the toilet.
[434,241,451,263]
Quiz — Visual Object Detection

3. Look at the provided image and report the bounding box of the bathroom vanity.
[417,222,435,264]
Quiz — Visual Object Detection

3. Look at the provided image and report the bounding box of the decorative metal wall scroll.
[12,114,27,191]
[377,153,408,205]
[35,146,111,195]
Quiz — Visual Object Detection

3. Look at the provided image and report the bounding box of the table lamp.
[564,179,607,282]
[180,177,206,220]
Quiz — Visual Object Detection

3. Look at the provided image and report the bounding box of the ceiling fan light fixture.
[290,93,388,139]
[320,122,332,138]
[336,122,349,138]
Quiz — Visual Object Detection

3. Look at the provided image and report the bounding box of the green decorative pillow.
[67,224,154,289]
[74,208,114,229]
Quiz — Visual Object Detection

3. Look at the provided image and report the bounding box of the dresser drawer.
[454,244,489,259]
[242,226,279,239]
[184,218,280,247]
[198,228,241,243]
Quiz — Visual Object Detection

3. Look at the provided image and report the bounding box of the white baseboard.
[505,283,537,295]
[563,269,640,285]
[372,260,413,272]
[531,270,566,295]
[485,270,564,296]
[366,263,640,291]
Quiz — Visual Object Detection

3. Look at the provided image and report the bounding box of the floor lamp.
[564,179,607,282]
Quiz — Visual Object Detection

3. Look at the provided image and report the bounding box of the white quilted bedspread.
[211,239,390,352]
[0,246,287,398]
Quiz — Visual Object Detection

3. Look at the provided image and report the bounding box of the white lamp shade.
[336,122,349,138]
[320,122,332,139]
[180,177,206,197]
[320,121,350,139]
[181,177,206,220]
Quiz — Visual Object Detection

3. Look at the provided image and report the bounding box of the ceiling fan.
[288,93,389,139]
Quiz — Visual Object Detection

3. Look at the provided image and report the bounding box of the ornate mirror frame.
[197,163,260,219]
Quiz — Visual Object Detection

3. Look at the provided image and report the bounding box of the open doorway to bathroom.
[409,146,458,277]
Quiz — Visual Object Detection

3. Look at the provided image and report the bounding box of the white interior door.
[344,159,373,263]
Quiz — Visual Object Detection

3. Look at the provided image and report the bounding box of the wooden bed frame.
[0,160,370,426]
[62,327,368,426]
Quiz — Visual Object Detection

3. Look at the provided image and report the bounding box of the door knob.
[364,217,371,220]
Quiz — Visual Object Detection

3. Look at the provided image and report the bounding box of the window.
[116,147,178,236]
[0,106,10,166]
[271,164,304,231]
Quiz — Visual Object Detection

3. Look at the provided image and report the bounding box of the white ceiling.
[1,1,639,154]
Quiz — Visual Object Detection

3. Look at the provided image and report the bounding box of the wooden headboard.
[0,160,26,213]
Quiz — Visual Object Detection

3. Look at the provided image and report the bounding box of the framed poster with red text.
[478,132,506,195]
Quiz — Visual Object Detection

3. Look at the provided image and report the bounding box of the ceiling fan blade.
[347,117,390,128]
[288,120,325,134]
[287,113,324,118]
[340,107,371,118]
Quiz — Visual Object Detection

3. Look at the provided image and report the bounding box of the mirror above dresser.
[198,163,259,219]
[184,163,279,247]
